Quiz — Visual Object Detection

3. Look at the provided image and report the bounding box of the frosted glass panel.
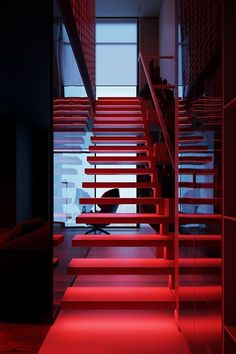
[96,21,137,43]
[96,44,137,85]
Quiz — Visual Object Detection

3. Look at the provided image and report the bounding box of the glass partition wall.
[53,18,139,227]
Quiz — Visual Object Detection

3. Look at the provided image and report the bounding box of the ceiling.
[96,0,162,17]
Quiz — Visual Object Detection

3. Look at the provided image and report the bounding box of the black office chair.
[84,188,120,234]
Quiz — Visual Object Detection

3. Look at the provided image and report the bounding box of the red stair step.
[179,213,222,223]
[53,124,86,132]
[82,182,156,189]
[61,287,175,310]
[85,168,154,175]
[91,136,148,144]
[53,234,64,246]
[76,213,171,224]
[79,197,161,205]
[179,156,212,164]
[96,104,141,108]
[53,115,88,121]
[96,106,142,112]
[93,122,144,128]
[94,116,143,122]
[87,156,152,165]
[179,258,222,275]
[67,257,221,276]
[178,286,221,302]
[97,98,140,103]
[179,145,209,152]
[179,168,217,175]
[95,112,143,117]
[89,146,148,153]
[72,234,173,247]
[179,136,204,143]
[93,128,145,135]
[179,197,220,205]
[67,258,174,275]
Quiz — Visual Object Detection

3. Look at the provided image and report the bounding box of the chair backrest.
[98,188,120,213]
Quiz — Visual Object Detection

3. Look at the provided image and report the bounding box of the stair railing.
[138,52,175,169]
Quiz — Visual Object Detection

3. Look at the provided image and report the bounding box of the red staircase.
[59,96,222,311]
[61,97,176,309]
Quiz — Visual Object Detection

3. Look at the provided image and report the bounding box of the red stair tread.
[95,113,143,118]
[89,146,148,153]
[179,156,212,164]
[94,116,143,121]
[85,168,154,175]
[179,197,220,204]
[79,197,161,204]
[61,287,175,309]
[91,136,148,144]
[179,168,217,175]
[82,182,156,188]
[179,213,222,223]
[179,145,209,152]
[96,104,141,109]
[179,234,222,242]
[72,234,174,247]
[93,128,145,134]
[53,116,88,122]
[178,286,221,301]
[96,105,141,109]
[179,258,222,267]
[53,234,64,246]
[67,258,174,275]
[94,122,144,128]
[76,213,171,224]
[179,136,204,143]
[87,156,152,165]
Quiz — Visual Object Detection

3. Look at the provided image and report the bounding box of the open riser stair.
[58,96,222,312]
[177,96,222,311]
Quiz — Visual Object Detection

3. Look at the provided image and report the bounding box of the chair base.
[84,226,110,235]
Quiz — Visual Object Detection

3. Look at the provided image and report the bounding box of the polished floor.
[39,225,191,354]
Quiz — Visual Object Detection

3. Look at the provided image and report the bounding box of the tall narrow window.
[96,19,138,97]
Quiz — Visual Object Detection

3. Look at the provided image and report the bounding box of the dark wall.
[0,0,51,227]
[0,0,53,322]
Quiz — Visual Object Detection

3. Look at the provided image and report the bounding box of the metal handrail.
[138,52,175,168]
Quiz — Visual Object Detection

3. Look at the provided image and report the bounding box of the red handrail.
[138,52,175,169]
